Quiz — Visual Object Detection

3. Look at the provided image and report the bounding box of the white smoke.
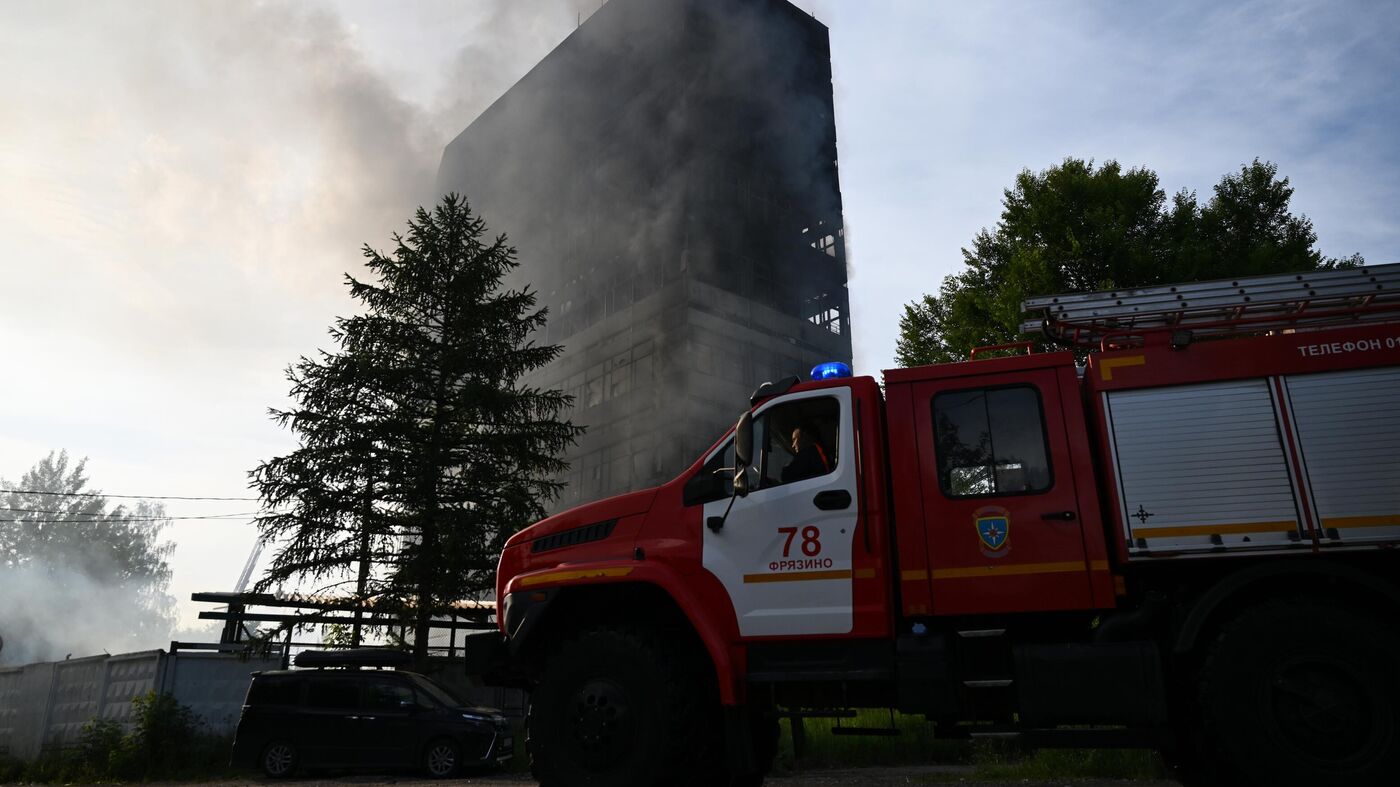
[0,563,174,666]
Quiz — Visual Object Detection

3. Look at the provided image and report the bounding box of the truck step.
[747,668,892,683]
[778,709,858,719]
[830,726,900,737]
[969,727,1169,749]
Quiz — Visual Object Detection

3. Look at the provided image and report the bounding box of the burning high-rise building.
[437,0,850,509]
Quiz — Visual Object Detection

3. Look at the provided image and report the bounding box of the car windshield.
[408,674,466,707]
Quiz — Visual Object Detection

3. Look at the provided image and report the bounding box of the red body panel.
[493,318,1400,704]
[496,375,893,704]
[886,353,1113,617]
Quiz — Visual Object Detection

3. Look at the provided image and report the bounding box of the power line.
[0,514,261,523]
[0,488,258,502]
[0,506,260,519]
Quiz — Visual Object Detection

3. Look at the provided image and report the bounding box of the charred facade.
[437,0,850,510]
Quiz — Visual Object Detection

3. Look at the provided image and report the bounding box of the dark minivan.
[231,650,512,778]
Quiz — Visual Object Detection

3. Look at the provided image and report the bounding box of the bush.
[9,692,235,783]
[110,691,201,778]
[77,717,124,777]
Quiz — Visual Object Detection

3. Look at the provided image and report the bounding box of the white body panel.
[1284,367,1400,544]
[1106,367,1400,557]
[1106,379,1303,554]
[702,387,858,637]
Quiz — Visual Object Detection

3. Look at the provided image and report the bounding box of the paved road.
[188,767,1180,786]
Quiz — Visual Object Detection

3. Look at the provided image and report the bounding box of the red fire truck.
[470,264,1400,787]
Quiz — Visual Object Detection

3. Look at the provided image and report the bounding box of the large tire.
[729,712,780,787]
[1196,601,1400,787]
[528,627,707,787]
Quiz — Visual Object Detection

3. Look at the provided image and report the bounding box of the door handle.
[1041,511,1077,521]
[813,490,852,510]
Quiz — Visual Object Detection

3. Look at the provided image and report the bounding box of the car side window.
[305,677,359,710]
[932,386,1053,497]
[247,676,301,707]
[756,396,840,490]
[363,677,416,711]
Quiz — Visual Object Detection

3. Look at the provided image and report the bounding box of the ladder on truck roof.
[1021,262,1400,348]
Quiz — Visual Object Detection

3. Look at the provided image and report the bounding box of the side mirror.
[733,412,753,498]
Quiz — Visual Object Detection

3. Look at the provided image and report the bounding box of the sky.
[1,0,1397,631]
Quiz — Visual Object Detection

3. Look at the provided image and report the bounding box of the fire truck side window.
[932,386,1052,498]
[697,440,737,500]
[757,396,840,489]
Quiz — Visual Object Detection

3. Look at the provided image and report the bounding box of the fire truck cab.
[475,264,1400,787]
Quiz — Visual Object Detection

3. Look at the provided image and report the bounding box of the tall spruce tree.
[251,194,580,662]
[250,347,395,645]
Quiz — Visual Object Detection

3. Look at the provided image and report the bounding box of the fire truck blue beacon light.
[810,361,852,380]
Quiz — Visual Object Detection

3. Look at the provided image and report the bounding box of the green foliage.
[252,193,582,662]
[76,717,124,777]
[321,622,353,647]
[896,158,1364,366]
[119,691,201,776]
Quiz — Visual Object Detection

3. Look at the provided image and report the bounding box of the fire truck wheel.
[696,707,779,787]
[1199,601,1400,787]
[528,626,706,787]
[734,713,780,787]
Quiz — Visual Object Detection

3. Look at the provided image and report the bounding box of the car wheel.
[261,740,298,778]
[424,738,460,779]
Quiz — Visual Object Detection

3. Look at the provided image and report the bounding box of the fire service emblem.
[975,507,1011,555]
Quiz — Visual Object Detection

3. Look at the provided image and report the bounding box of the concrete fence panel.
[163,651,279,735]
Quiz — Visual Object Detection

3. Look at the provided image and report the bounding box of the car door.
[300,675,363,768]
[912,368,1096,615]
[701,385,859,637]
[357,675,422,769]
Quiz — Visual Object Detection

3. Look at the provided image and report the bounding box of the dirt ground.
[185,767,1181,787]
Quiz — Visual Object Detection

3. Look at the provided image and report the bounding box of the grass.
[970,744,1167,781]
[772,710,1168,781]
[774,710,969,771]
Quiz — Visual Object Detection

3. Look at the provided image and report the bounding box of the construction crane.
[233,535,266,595]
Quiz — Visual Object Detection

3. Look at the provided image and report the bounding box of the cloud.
[828,0,1400,374]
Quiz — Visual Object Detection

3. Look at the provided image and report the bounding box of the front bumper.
[464,588,559,686]
[471,716,515,765]
[463,629,512,684]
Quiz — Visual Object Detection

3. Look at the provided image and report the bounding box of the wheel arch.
[1173,558,1400,655]
[515,578,740,703]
